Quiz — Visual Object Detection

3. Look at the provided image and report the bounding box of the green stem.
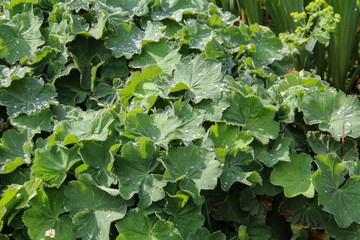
[204,202,213,233]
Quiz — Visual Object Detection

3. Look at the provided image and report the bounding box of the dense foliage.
[0,0,359,239]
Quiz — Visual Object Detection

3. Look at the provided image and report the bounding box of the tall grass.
[326,0,360,92]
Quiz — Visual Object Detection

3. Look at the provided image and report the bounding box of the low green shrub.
[0,0,359,239]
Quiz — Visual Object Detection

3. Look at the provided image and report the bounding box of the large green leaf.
[182,19,213,50]
[0,176,41,227]
[270,152,314,198]
[0,76,57,117]
[307,131,358,161]
[168,101,206,142]
[0,129,32,174]
[222,91,279,144]
[78,139,117,187]
[32,145,80,188]
[96,0,151,22]
[11,108,54,134]
[239,188,269,216]
[0,65,31,88]
[118,65,161,108]
[123,112,182,147]
[64,174,128,240]
[220,149,262,191]
[313,154,360,228]
[300,90,360,141]
[248,24,284,67]
[238,216,271,240]
[68,36,126,90]
[0,11,45,64]
[172,55,224,103]
[209,122,253,153]
[60,109,114,144]
[279,196,330,228]
[164,194,204,238]
[130,39,181,75]
[220,25,251,52]
[253,135,291,167]
[326,220,360,240]
[151,0,208,22]
[161,145,221,204]
[23,186,76,240]
[115,208,182,240]
[105,22,144,59]
[113,139,166,207]
[187,228,226,240]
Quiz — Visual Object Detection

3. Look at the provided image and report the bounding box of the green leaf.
[11,108,54,134]
[0,76,57,117]
[130,39,181,75]
[27,45,69,80]
[326,220,360,240]
[0,176,41,225]
[209,122,253,153]
[105,22,144,59]
[313,153,360,228]
[187,228,226,240]
[220,149,262,191]
[239,188,269,216]
[119,65,161,107]
[64,174,128,240]
[193,99,229,122]
[68,36,127,90]
[142,20,166,44]
[79,139,116,187]
[0,11,45,64]
[238,216,271,240]
[32,145,80,188]
[113,139,166,207]
[212,190,247,222]
[270,152,314,198]
[53,66,90,106]
[172,55,224,103]
[164,194,204,238]
[248,24,284,67]
[66,0,91,12]
[23,186,76,240]
[116,208,182,240]
[151,0,207,22]
[279,196,330,228]
[253,136,291,167]
[300,90,360,141]
[221,25,251,52]
[61,109,114,144]
[169,101,206,142]
[252,168,283,196]
[182,19,213,50]
[222,91,279,144]
[95,0,150,22]
[307,131,358,161]
[161,145,221,204]
[0,65,31,88]
[0,129,31,174]
[123,113,181,147]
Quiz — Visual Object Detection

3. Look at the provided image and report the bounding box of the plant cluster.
[0,0,359,240]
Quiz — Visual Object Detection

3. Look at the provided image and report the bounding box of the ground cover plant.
[0,0,360,239]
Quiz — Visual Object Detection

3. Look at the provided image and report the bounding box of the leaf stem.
[204,201,213,233]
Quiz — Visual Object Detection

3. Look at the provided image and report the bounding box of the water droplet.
[107,214,111,218]
[16,38,19,44]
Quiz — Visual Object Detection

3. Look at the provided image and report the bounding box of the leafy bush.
[0,0,359,239]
